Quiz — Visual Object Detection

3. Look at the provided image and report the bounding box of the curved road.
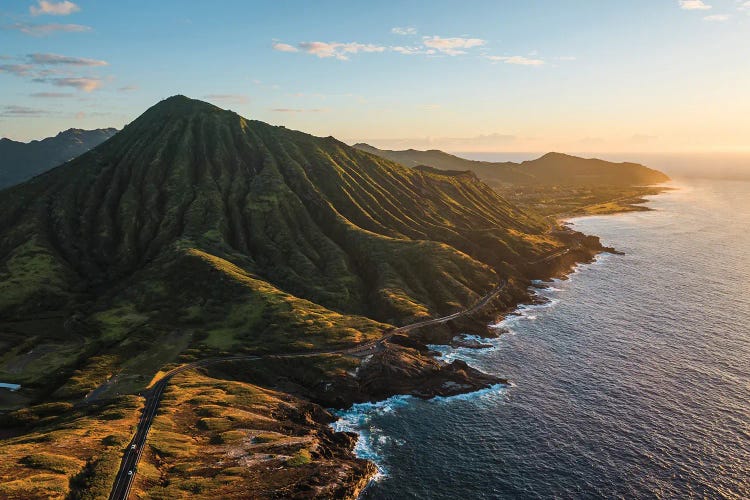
[109,246,568,499]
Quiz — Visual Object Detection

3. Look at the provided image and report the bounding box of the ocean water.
[334,178,750,499]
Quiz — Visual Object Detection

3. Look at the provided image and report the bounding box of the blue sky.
[1,0,749,152]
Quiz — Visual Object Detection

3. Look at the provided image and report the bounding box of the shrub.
[285,449,312,467]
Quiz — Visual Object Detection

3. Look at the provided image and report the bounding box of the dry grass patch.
[0,396,140,499]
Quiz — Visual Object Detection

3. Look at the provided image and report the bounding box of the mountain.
[353,144,670,187]
[0,96,610,499]
[0,128,118,190]
[0,96,591,395]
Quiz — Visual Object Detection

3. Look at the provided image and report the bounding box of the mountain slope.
[0,96,610,499]
[0,128,118,190]
[353,143,670,187]
[0,96,578,395]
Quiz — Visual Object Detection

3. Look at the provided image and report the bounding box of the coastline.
[329,247,607,496]
[333,187,671,498]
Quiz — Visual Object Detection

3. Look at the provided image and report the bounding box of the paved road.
[108,246,567,499]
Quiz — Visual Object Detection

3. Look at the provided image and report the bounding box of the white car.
[128,470,133,476]
[131,444,137,450]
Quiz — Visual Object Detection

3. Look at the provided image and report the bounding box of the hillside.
[0,97,558,328]
[0,96,603,406]
[353,144,670,187]
[0,128,118,190]
[0,96,606,498]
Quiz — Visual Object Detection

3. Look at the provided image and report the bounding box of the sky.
[1,0,749,153]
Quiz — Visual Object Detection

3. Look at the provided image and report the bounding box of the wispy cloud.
[0,105,49,117]
[486,55,545,66]
[28,53,107,66]
[118,84,139,92]
[422,36,486,55]
[391,26,417,35]
[0,52,108,92]
[274,40,388,60]
[272,108,327,113]
[30,0,80,16]
[679,0,711,10]
[204,94,249,104]
[30,91,73,97]
[0,64,35,76]
[704,13,730,20]
[273,32,510,62]
[297,41,386,60]
[3,22,91,36]
[36,77,103,91]
[272,42,298,53]
[392,46,434,56]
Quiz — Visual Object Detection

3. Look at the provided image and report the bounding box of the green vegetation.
[19,453,81,474]
[0,96,622,498]
[0,95,561,403]
[286,449,312,467]
[0,239,70,315]
[500,185,669,218]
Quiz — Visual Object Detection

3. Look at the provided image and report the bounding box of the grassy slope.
[0,96,558,403]
[132,370,374,499]
[0,397,139,499]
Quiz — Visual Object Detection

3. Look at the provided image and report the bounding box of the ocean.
[333,177,750,499]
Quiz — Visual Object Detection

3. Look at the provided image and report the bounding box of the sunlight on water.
[337,178,750,499]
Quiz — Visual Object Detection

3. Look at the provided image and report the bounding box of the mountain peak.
[143,95,224,119]
[536,152,572,161]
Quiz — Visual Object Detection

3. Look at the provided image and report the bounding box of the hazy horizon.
[6,121,750,179]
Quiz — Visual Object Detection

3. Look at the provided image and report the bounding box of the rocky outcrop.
[356,343,504,400]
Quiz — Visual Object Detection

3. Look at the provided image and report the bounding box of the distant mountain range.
[0,128,118,190]
[353,144,670,187]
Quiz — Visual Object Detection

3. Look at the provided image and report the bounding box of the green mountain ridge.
[0,127,118,190]
[0,95,612,500]
[353,143,670,187]
[0,95,572,398]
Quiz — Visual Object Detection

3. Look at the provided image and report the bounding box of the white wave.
[331,251,614,481]
[430,383,507,404]
[330,381,508,479]
[331,394,415,478]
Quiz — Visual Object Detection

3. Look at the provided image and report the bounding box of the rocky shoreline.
[283,228,614,498]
